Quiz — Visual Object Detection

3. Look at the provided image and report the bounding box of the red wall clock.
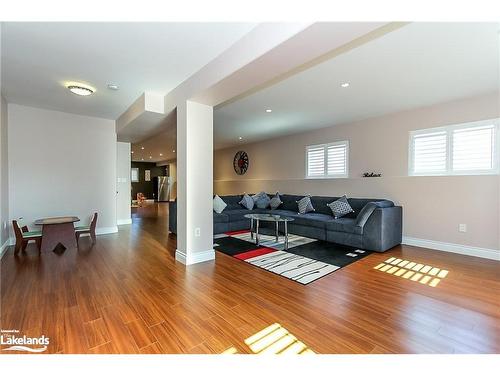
[233,151,249,175]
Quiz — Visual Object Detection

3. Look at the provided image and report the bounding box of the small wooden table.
[34,216,80,253]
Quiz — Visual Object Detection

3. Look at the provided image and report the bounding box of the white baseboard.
[175,249,215,265]
[0,239,12,259]
[402,236,500,261]
[117,219,132,225]
[95,226,118,235]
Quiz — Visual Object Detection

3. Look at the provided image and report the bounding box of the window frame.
[305,140,349,179]
[131,167,140,182]
[408,118,499,177]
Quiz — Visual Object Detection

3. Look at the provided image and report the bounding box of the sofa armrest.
[362,206,402,252]
[169,201,177,234]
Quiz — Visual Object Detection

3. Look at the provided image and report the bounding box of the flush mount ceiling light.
[265,109,272,113]
[107,84,119,90]
[341,82,350,88]
[67,84,95,96]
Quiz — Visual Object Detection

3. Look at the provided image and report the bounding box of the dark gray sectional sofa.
[169,194,402,252]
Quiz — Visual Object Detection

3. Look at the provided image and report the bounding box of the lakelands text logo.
[1,329,50,352]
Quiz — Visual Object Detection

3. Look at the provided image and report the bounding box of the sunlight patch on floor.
[373,257,449,287]
[222,323,314,354]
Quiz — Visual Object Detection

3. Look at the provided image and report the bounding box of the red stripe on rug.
[225,229,251,236]
[234,247,277,260]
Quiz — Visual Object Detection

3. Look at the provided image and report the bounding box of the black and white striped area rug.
[214,230,371,285]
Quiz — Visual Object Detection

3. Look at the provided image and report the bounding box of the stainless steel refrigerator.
[153,176,171,202]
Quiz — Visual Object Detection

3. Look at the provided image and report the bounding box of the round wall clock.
[233,151,249,175]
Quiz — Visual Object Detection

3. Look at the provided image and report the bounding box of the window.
[131,168,139,182]
[306,141,349,178]
[409,119,498,176]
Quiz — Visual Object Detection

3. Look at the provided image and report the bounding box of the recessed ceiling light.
[67,84,94,96]
[141,158,144,161]
[141,146,144,150]
[149,156,152,159]
[173,150,176,153]
[341,82,350,88]
[238,136,243,140]
[131,151,134,154]
[265,109,272,113]
[160,153,163,156]
[107,84,119,90]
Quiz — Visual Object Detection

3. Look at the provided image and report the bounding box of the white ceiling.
[1,22,256,119]
[213,22,500,149]
[131,123,176,163]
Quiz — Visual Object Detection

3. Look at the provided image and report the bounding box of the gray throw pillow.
[251,191,267,202]
[269,193,283,210]
[327,195,354,219]
[255,194,271,209]
[297,195,315,214]
[239,193,254,210]
[213,195,227,214]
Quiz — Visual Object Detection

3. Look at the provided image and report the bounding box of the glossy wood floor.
[1,202,499,354]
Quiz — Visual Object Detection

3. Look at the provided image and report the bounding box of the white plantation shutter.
[306,141,349,178]
[452,125,495,171]
[412,131,447,174]
[306,145,325,177]
[327,141,348,176]
[409,119,498,176]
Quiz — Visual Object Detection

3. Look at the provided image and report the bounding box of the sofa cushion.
[290,213,332,229]
[325,217,363,235]
[213,212,229,223]
[223,195,244,210]
[280,194,303,212]
[225,209,253,222]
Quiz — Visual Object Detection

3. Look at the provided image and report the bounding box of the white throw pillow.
[213,195,227,214]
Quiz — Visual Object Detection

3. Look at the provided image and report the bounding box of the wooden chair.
[75,212,98,245]
[12,218,42,255]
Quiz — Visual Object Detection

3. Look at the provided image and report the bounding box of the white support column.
[175,101,214,265]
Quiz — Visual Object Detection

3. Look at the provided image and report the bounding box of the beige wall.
[116,142,132,224]
[8,104,118,232]
[214,93,500,251]
[0,96,9,248]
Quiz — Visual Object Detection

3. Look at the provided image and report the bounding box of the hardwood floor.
[1,202,499,354]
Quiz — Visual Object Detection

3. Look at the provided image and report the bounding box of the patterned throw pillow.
[269,192,283,210]
[213,195,227,214]
[239,193,254,210]
[327,195,354,219]
[296,195,315,214]
[255,194,271,209]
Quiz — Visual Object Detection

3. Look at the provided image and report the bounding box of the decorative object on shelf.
[363,172,382,177]
[233,151,249,175]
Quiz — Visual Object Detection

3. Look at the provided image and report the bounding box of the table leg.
[40,223,77,253]
[275,221,279,243]
[256,219,260,246]
[250,217,254,239]
[284,221,289,250]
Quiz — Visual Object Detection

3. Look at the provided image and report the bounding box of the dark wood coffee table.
[34,216,80,253]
